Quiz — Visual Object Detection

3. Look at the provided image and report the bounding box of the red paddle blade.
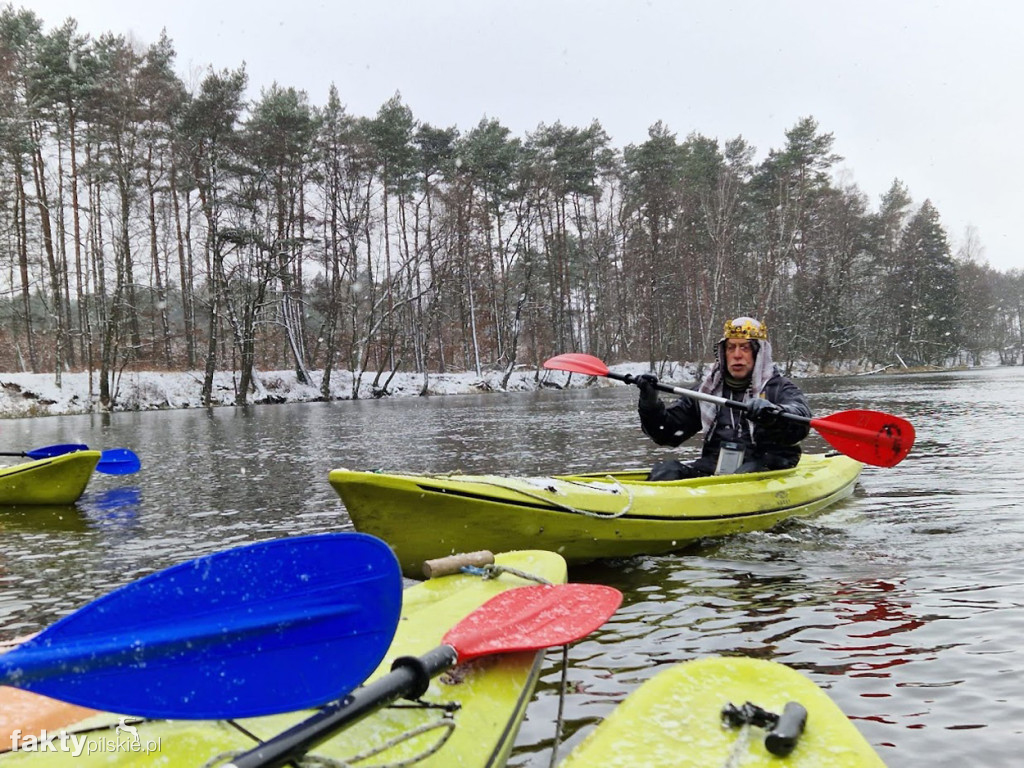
[810,409,915,468]
[444,583,622,662]
[544,353,611,377]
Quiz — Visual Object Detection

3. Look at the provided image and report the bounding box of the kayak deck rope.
[720,721,754,768]
[547,644,571,768]
[308,716,456,767]
[205,715,456,768]
[437,474,635,519]
[460,558,572,768]
[459,562,553,584]
[560,476,635,518]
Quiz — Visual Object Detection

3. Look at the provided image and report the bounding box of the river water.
[1,366,1022,766]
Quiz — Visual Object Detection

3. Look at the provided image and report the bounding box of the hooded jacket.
[638,337,812,471]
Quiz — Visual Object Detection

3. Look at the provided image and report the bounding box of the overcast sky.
[19,0,1024,272]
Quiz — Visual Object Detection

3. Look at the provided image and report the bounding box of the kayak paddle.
[544,352,915,468]
[0,444,141,475]
[0,532,402,719]
[0,444,89,460]
[226,582,624,768]
[94,447,142,475]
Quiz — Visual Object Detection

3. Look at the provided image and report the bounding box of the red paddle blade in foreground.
[226,582,623,768]
[445,582,623,661]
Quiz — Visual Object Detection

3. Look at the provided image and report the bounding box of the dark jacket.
[639,372,811,472]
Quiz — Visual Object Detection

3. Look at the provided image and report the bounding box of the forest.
[2,6,1023,407]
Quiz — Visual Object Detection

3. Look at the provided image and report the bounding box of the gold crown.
[723,316,767,341]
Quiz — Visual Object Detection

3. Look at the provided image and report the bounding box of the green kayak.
[330,453,862,577]
[560,656,886,767]
[0,549,567,767]
[0,452,100,506]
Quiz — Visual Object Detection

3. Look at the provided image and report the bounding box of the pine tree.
[894,200,961,365]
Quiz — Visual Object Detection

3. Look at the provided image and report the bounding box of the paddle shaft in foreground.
[543,353,915,467]
[226,646,457,768]
[227,583,623,768]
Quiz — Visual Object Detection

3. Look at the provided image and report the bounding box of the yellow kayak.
[330,453,862,576]
[0,549,567,767]
[0,452,100,505]
[560,656,886,767]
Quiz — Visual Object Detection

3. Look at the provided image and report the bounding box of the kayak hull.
[561,656,886,767]
[0,452,100,506]
[330,453,862,577]
[0,549,567,767]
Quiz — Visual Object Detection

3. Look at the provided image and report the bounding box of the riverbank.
[0,357,930,419]
[0,362,686,419]
[0,366,589,419]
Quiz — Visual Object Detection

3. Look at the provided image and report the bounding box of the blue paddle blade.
[23,444,90,460]
[0,533,402,719]
[95,447,142,475]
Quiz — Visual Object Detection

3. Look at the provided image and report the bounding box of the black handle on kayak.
[227,645,458,768]
[765,701,808,756]
[722,700,807,757]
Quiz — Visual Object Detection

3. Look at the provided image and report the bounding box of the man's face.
[725,339,755,379]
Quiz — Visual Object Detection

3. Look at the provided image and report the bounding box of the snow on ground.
[0,363,645,419]
[0,357,839,420]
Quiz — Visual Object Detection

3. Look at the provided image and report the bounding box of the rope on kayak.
[309,716,456,767]
[202,716,456,768]
[720,721,754,768]
[547,644,570,768]
[450,475,635,519]
[203,749,244,767]
[460,562,553,584]
[559,476,634,518]
[459,560,577,768]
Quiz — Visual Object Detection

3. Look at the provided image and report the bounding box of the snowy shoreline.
[0,365,600,419]
[0,358,914,420]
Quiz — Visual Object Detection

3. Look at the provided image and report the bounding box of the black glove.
[746,398,782,425]
[635,373,660,409]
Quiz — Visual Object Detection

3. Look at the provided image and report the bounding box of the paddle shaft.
[545,352,913,467]
[615,372,911,444]
[616,374,914,467]
[227,646,459,768]
[615,371,908,450]
[1,444,88,460]
[613,371,792,419]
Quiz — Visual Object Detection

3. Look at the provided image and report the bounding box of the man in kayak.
[636,316,812,481]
